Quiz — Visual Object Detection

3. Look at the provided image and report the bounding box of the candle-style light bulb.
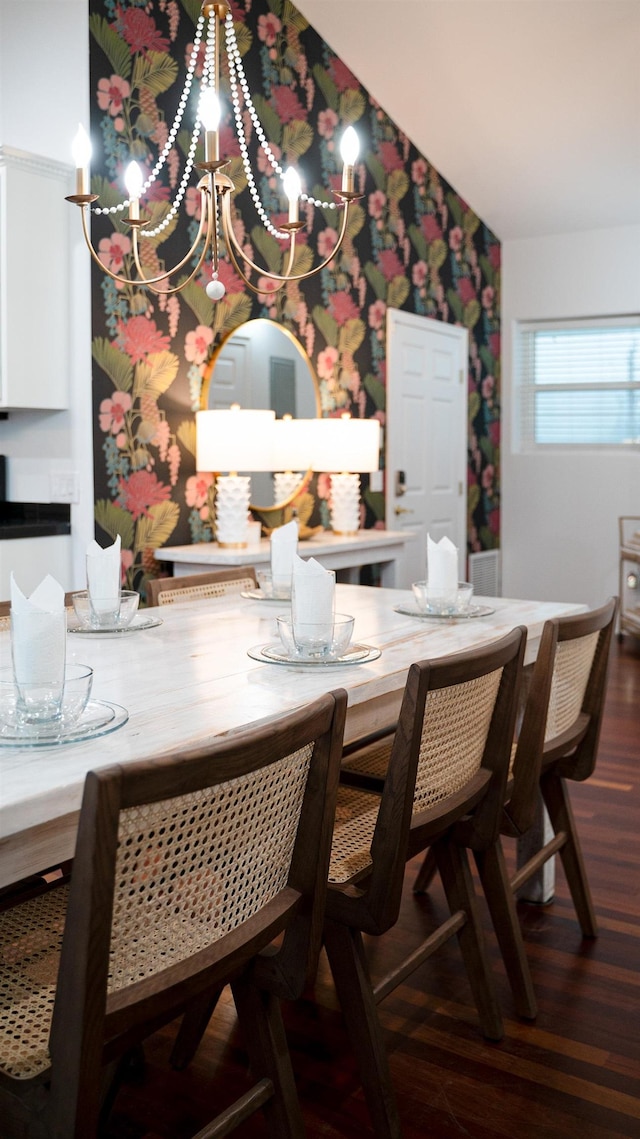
[71,124,91,195]
[200,87,221,162]
[124,160,144,221]
[339,125,359,193]
[283,166,301,224]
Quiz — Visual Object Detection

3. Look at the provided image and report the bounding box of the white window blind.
[517,316,640,448]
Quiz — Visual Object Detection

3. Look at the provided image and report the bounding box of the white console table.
[155,529,417,588]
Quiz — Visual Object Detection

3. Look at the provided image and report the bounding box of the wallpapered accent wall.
[89,0,501,594]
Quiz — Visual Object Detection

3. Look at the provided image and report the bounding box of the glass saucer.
[248,643,381,666]
[68,615,163,635]
[394,603,495,620]
[0,699,128,747]
[241,589,291,603]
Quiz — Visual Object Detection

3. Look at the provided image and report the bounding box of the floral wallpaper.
[89,0,501,595]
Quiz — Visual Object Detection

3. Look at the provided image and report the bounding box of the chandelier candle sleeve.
[71,125,91,196]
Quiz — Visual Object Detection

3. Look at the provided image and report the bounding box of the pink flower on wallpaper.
[457,277,477,305]
[99,391,132,435]
[271,87,305,124]
[481,464,495,491]
[203,259,245,296]
[257,141,281,174]
[329,58,357,93]
[329,292,360,326]
[118,316,171,364]
[318,108,339,138]
[368,190,386,220]
[316,472,332,500]
[490,332,501,360]
[185,472,214,510]
[219,122,241,159]
[378,142,403,173]
[488,243,501,270]
[378,249,404,282]
[368,300,386,331]
[317,346,338,380]
[482,285,495,311]
[421,214,442,242]
[118,8,169,54]
[185,186,202,220]
[488,508,500,537]
[318,227,338,258]
[97,74,130,116]
[489,420,500,447]
[449,226,463,252]
[482,375,495,400]
[184,324,214,365]
[257,277,280,300]
[118,470,171,520]
[411,261,427,288]
[185,41,206,78]
[257,12,281,45]
[411,157,428,185]
[98,232,131,274]
[120,548,133,584]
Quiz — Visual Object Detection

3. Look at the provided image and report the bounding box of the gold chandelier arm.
[223,234,287,297]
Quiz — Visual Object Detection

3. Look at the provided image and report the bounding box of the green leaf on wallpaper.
[134,114,156,139]
[177,419,197,458]
[346,201,366,240]
[428,239,447,272]
[387,169,410,204]
[365,153,386,192]
[293,243,314,277]
[312,306,338,349]
[479,256,495,287]
[282,120,314,161]
[468,390,481,422]
[467,483,481,514]
[251,225,282,275]
[92,338,134,392]
[387,275,410,310]
[177,278,214,328]
[364,262,387,301]
[179,0,202,27]
[312,65,338,112]
[251,95,282,146]
[339,88,366,125]
[233,21,253,57]
[463,209,480,238]
[134,501,180,553]
[176,129,193,160]
[266,0,283,17]
[142,202,179,246]
[283,0,309,31]
[480,436,497,464]
[94,500,135,550]
[363,373,385,411]
[131,446,150,471]
[480,527,498,551]
[89,14,132,79]
[446,289,464,322]
[214,293,253,341]
[132,52,178,98]
[479,346,495,374]
[446,192,463,229]
[338,319,366,356]
[90,175,124,214]
[408,224,427,263]
[134,352,180,400]
[363,488,384,522]
[463,299,481,330]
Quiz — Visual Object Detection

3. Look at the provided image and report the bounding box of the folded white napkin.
[10,573,66,685]
[427,534,458,598]
[86,535,121,611]
[291,555,334,636]
[270,519,298,585]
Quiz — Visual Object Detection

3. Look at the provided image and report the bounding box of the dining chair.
[0,689,347,1138]
[146,566,257,606]
[323,627,526,1138]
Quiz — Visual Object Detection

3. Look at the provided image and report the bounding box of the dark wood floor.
[105,638,640,1139]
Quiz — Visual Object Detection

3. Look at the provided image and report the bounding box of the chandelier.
[66,0,361,302]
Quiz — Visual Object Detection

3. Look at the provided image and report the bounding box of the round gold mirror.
[200,319,321,511]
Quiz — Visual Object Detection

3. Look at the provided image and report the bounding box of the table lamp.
[196,406,276,546]
[271,416,316,504]
[310,414,381,534]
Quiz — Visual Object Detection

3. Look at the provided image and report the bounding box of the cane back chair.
[146,566,257,607]
[0,689,347,1138]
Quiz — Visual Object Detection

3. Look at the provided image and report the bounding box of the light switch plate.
[50,471,80,504]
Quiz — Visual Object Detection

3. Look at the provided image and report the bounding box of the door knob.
[394,505,414,515]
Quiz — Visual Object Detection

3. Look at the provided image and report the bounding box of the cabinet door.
[0,148,72,409]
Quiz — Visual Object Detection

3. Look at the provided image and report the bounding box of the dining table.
[0,583,584,892]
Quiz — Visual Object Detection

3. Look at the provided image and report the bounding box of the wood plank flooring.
[104,639,640,1139]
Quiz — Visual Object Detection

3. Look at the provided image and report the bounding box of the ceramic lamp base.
[215,475,250,547]
[273,471,304,503]
[329,473,361,536]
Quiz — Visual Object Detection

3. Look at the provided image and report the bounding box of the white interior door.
[386,310,468,588]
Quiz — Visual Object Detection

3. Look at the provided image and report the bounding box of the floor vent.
[468,550,501,598]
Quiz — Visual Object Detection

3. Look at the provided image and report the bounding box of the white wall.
[502,224,640,608]
[0,0,93,590]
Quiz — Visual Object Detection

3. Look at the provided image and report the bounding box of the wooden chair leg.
[435,840,504,1042]
[412,848,437,894]
[323,918,402,1139]
[170,989,222,1071]
[232,971,304,1139]
[474,841,538,1019]
[540,773,598,938]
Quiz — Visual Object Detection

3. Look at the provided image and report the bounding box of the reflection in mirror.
[201,319,320,510]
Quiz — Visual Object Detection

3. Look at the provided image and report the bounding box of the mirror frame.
[200,319,322,512]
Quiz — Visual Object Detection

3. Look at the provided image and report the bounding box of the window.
[516,316,640,448]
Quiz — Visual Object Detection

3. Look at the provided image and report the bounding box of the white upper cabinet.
[0,146,73,409]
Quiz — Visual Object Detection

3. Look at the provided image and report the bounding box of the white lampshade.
[310,415,381,474]
[272,417,316,473]
[196,407,276,473]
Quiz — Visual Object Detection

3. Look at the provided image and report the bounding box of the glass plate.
[0,700,128,747]
[394,604,495,620]
[241,590,291,603]
[248,643,381,666]
[68,615,163,635]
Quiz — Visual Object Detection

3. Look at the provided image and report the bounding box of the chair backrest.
[345,627,526,935]
[507,596,619,834]
[0,594,77,630]
[146,567,257,607]
[47,689,347,1135]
